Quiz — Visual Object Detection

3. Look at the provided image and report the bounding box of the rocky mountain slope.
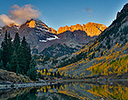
[0,19,108,71]
[57,22,107,37]
[0,19,58,50]
[56,3,128,78]
[0,19,107,53]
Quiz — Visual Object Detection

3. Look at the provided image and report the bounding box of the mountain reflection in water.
[0,82,128,100]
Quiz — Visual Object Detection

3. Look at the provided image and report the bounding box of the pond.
[1,81,128,100]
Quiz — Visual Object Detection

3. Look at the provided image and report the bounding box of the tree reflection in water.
[3,82,128,100]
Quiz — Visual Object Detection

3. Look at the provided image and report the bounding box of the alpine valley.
[0,3,128,82]
[0,18,107,71]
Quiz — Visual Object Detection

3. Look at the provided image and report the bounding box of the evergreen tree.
[0,60,4,69]
[21,36,31,72]
[16,64,20,75]
[1,32,13,67]
[13,33,20,52]
[38,72,42,78]
[0,49,3,61]
[17,46,27,74]
[46,69,48,74]
[27,59,37,81]
[7,33,14,61]
[10,51,21,75]
[0,33,34,79]
[54,72,56,77]
[6,62,11,71]
[50,72,53,77]
[10,51,18,72]
[56,72,61,78]
[1,32,8,67]
[21,36,27,48]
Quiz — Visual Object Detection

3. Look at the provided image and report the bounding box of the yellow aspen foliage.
[115,43,119,48]
[36,70,40,73]
[40,70,43,74]
[53,73,55,76]
[41,72,46,75]
[37,89,40,92]
[44,89,46,93]
[47,72,50,76]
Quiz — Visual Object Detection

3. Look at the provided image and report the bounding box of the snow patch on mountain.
[36,27,49,32]
[39,40,47,42]
[39,35,59,42]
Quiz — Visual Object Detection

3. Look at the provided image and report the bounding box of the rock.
[57,22,107,37]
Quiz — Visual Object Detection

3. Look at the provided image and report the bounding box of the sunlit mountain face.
[0,19,58,50]
[0,18,106,54]
[57,22,107,37]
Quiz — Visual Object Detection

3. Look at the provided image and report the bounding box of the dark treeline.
[0,32,37,80]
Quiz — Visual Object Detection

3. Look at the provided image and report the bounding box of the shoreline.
[55,78,128,82]
[1,78,128,89]
[0,82,56,89]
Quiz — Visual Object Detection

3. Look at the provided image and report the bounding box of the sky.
[0,0,127,30]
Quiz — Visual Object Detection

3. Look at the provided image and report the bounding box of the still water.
[0,81,128,100]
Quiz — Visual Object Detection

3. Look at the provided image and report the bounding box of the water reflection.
[1,82,128,100]
[0,88,32,100]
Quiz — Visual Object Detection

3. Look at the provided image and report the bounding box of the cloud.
[0,14,16,26]
[83,8,93,15]
[0,4,41,26]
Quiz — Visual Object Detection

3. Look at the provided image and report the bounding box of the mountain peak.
[19,19,56,34]
[26,19,36,28]
[117,3,128,19]
[57,22,107,37]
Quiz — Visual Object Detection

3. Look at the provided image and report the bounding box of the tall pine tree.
[21,36,31,72]
[13,32,20,52]
[7,33,14,61]
[17,46,27,74]
[6,62,11,71]
[1,32,13,67]
[27,59,37,81]
[10,51,18,72]
[0,49,3,62]
[1,32,8,67]
[0,60,4,69]
[1,32,37,80]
